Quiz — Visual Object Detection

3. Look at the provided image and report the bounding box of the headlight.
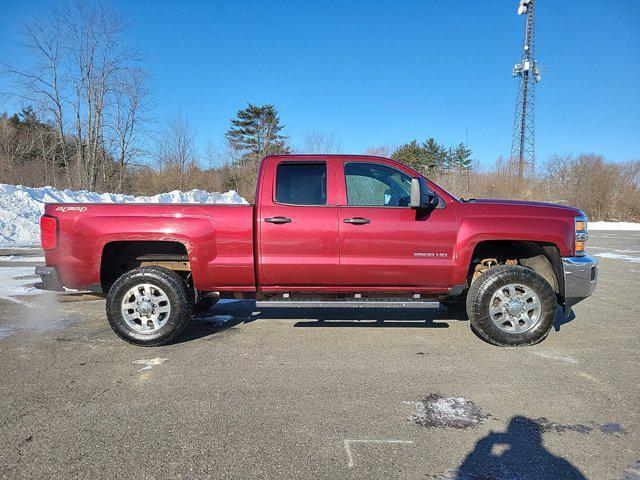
[574,215,589,256]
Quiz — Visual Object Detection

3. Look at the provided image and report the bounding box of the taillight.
[40,215,58,250]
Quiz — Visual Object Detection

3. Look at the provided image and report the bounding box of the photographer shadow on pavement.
[452,416,586,480]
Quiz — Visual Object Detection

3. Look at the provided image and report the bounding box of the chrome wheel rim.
[121,283,171,334]
[489,283,541,333]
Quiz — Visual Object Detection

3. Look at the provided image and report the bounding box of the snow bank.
[589,221,640,231]
[0,183,247,247]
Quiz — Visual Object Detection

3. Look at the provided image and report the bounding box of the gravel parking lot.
[0,231,638,479]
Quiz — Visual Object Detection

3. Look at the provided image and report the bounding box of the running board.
[255,300,440,308]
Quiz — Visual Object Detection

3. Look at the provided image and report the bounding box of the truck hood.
[468,198,583,215]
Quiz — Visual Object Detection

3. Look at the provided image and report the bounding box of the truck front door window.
[344,162,412,207]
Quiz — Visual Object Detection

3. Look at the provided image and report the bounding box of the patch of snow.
[594,252,640,263]
[0,326,15,340]
[0,255,45,263]
[132,357,167,372]
[407,394,489,429]
[0,266,41,304]
[589,221,640,231]
[0,183,247,247]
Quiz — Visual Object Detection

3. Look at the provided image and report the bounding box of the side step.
[254,293,440,309]
[255,300,440,308]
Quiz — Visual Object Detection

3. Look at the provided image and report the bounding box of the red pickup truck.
[36,154,598,347]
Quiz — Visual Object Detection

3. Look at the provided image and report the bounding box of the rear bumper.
[35,266,64,292]
[562,254,598,315]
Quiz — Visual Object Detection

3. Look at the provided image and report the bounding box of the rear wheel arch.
[100,240,192,293]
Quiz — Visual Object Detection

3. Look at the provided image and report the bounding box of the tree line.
[1,3,638,221]
[1,3,149,192]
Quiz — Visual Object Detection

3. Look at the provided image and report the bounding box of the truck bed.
[43,203,256,292]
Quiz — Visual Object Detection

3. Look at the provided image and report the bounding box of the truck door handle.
[343,217,371,225]
[265,216,292,224]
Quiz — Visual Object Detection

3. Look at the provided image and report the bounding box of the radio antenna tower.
[510,0,542,180]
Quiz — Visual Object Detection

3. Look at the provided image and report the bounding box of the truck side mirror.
[410,177,439,211]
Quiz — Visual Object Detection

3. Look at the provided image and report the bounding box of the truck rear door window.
[275,162,327,205]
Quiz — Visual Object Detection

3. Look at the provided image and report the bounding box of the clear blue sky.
[1,0,639,166]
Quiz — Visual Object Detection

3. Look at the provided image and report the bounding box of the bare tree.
[155,109,197,190]
[203,138,241,169]
[299,131,343,154]
[203,139,220,170]
[64,3,147,189]
[2,3,150,191]
[3,7,71,183]
[363,145,393,157]
[107,68,152,189]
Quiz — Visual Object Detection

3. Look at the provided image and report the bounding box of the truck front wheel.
[466,265,556,346]
[106,266,193,346]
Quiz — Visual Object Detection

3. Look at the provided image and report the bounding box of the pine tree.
[8,106,39,128]
[422,138,448,175]
[448,142,473,171]
[225,104,289,163]
[391,140,426,171]
[392,137,473,176]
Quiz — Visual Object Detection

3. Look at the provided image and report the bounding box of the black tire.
[193,296,220,313]
[106,266,193,346]
[466,265,556,347]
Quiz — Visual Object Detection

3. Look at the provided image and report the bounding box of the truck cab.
[255,155,457,292]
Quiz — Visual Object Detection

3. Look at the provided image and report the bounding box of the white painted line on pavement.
[343,439,414,468]
[533,349,579,364]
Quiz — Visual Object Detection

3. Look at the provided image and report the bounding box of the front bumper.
[35,266,64,292]
[562,254,598,315]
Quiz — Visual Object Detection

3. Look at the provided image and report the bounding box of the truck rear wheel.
[106,266,193,346]
[466,265,556,346]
